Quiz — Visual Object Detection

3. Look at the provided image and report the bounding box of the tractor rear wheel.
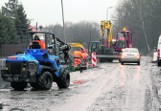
[11,82,27,91]
[56,68,70,89]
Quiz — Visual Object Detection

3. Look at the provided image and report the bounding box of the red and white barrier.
[92,52,97,67]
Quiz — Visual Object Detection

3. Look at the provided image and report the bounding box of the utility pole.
[90,29,92,41]
[61,0,66,42]
[36,22,38,31]
[106,7,113,21]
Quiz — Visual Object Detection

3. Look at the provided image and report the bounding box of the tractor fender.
[58,67,65,78]
[58,67,69,78]
[38,65,56,75]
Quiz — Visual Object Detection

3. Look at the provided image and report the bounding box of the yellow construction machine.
[88,20,133,62]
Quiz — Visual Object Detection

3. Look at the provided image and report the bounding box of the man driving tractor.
[29,35,45,49]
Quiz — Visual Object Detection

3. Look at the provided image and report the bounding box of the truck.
[1,31,71,90]
[88,20,132,63]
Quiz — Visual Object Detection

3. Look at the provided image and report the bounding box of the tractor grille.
[7,62,23,74]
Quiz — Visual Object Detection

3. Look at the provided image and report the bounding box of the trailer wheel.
[138,62,140,65]
[37,71,53,90]
[56,68,70,89]
[121,62,124,65]
[11,82,27,91]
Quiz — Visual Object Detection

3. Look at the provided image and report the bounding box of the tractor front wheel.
[56,68,70,89]
[36,71,53,90]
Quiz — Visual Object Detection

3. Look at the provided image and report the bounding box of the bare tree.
[113,0,161,54]
[46,21,100,48]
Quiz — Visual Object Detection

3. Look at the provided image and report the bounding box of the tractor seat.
[31,42,41,49]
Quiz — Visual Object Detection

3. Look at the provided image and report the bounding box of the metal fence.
[0,44,26,57]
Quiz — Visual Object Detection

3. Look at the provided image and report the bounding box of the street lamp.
[106,6,113,20]
[61,0,66,43]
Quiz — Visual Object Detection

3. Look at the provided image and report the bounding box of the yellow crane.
[100,20,113,48]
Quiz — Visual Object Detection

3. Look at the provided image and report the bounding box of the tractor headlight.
[22,68,26,71]
[5,67,8,70]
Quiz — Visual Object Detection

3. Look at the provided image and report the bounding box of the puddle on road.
[73,80,87,85]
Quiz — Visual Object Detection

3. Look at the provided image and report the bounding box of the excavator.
[88,20,132,62]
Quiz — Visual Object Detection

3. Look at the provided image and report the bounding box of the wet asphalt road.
[0,56,161,111]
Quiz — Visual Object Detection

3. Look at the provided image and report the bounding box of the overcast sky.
[0,0,121,26]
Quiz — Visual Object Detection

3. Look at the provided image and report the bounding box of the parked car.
[157,35,161,66]
[120,48,141,65]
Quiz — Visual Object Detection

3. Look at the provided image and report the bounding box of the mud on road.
[0,56,161,111]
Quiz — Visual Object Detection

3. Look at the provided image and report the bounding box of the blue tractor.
[1,31,71,90]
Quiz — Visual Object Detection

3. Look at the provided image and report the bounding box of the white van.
[157,35,161,66]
